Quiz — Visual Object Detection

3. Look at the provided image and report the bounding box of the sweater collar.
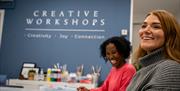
[139,48,166,67]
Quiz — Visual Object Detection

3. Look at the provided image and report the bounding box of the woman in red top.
[77,36,136,91]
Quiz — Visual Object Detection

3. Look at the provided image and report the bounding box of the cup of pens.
[91,65,101,84]
[92,73,98,85]
[76,64,84,77]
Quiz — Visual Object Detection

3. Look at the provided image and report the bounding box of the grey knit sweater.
[126,48,180,91]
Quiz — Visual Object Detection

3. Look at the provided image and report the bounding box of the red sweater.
[90,63,136,91]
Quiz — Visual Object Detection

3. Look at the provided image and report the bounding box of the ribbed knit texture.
[126,48,180,91]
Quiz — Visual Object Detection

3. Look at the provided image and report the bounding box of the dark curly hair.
[100,36,131,62]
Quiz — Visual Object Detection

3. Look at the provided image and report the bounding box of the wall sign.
[0,0,131,80]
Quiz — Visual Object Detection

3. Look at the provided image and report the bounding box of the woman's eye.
[112,50,118,54]
[152,25,161,29]
[141,24,147,28]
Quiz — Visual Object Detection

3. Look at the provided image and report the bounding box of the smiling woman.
[138,14,165,53]
[127,10,180,91]
[77,36,136,91]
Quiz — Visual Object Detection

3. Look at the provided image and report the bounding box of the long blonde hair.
[133,10,180,68]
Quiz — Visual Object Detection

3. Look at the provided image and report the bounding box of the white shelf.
[8,79,96,90]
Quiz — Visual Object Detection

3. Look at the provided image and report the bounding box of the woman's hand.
[77,86,90,91]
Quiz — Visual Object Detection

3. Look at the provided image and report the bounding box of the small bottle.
[39,68,44,81]
[46,68,51,82]
[51,68,57,82]
[57,69,61,82]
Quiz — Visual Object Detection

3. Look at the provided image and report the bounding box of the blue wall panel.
[0,0,131,81]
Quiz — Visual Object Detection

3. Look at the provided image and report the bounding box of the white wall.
[132,14,144,53]
[178,9,180,23]
[0,10,5,48]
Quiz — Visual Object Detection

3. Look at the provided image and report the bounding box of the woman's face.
[139,14,165,53]
[106,43,123,68]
